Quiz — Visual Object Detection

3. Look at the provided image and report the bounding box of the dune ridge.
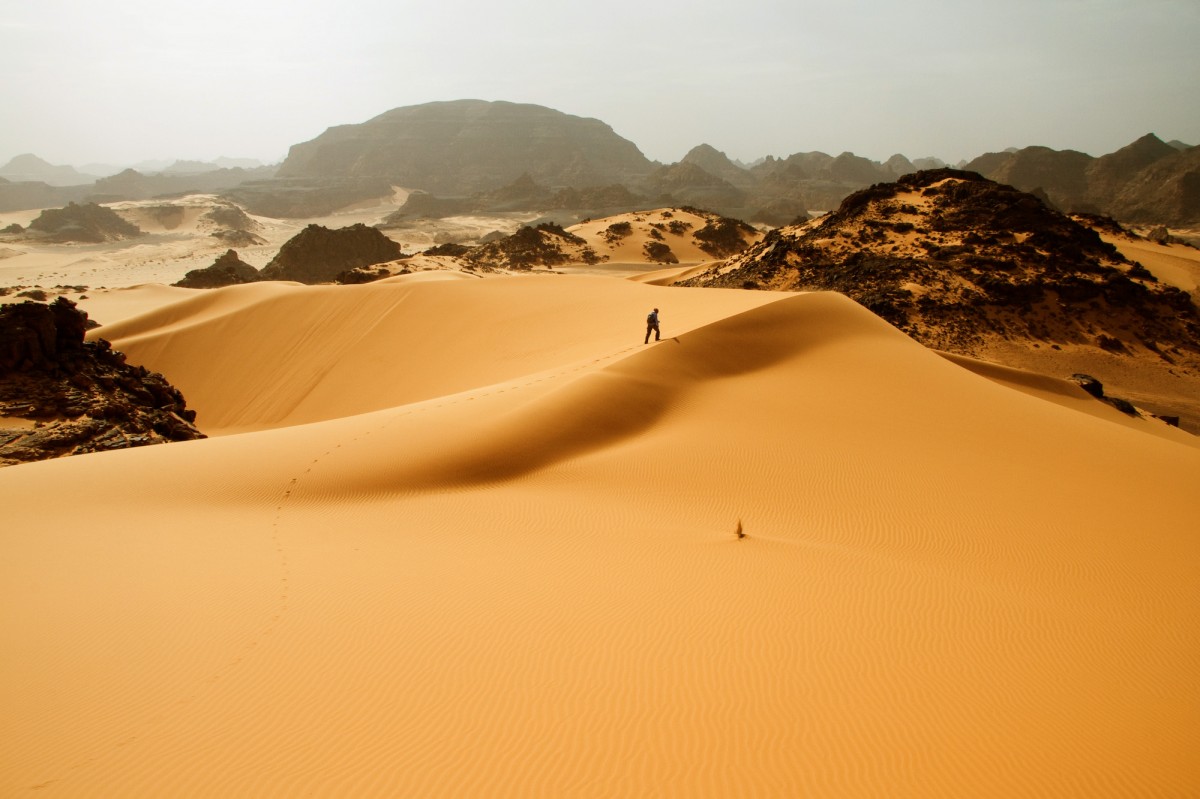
[2,276,1198,796]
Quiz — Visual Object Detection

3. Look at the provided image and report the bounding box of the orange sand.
[1,275,1198,796]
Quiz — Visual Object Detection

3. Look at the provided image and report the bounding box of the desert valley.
[2,100,1199,796]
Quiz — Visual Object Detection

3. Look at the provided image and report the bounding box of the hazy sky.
[2,0,1198,169]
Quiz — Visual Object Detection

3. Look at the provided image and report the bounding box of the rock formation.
[174,250,261,288]
[276,100,655,194]
[260,223,404,284]
[0,298,204,466]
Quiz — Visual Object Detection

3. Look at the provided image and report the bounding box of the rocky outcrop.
[260,223,404,284]
[174,250,261,288]
[277,100,655,194]
[682,169,1200,361]
[0,298,204,466]
[23,202,142,243]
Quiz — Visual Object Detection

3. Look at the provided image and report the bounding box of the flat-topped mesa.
[0,298,204,466]
[276,100,655,195]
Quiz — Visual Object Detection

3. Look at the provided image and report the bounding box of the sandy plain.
[1,199,1198,797]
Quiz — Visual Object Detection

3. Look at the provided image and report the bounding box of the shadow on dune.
[369,292,894,491]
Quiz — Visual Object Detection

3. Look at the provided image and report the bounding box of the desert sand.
[2,268,1198,797]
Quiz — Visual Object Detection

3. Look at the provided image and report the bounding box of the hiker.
[644,308,660,344]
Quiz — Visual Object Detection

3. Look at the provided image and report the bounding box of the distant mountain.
[90,166,277,202]
[644,162,747,211]
[1109,145,1200,226]
[964,146,1093,211]
[680,145,756,188]
[0,179,89,214]
[0,154,95,187]
[965,134,1200,223]
[159,158,266,175]
[161,160,224,175]
[277,100,655,194]
[1084,133,1178,207]
[214,157,266,170]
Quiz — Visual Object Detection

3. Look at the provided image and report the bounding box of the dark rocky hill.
[260,224,404,283]
[276,100,655,194]
[174,250,261,288]
[681,169,1200,362]
[0,298,203,466]
[23,202,142,243]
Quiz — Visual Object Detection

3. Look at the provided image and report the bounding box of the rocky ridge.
[682,169,1200,362]
[0,298,204,466]
[965,135,1200,225]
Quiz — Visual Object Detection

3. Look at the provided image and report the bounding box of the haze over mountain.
[0,154,96,187]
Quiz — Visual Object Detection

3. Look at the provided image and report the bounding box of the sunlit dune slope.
[90,275,784,434]
[2,282,1198,797]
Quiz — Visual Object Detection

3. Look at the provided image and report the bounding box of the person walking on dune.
[644,308,661,344]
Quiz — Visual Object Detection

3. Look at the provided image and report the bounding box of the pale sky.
[2,0,1198,170]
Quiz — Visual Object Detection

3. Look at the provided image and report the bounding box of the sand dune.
[2,277,1198,796]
